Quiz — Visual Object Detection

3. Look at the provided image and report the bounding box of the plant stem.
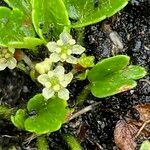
[37,135,49,150]
[63,134,82,150]
[69,101,102,121]
[140,79,150,86]
[75,28,85,45]
[76,84,91,106]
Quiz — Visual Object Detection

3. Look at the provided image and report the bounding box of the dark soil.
[0,0,150,150]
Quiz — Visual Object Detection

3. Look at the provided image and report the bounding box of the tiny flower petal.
[58,88,69,100]
[0,58,7,71]
[66,55,78,64]
[67,49,72,55]
[53,66,65,77]
[68,39,76,45]
[7,57,17,69]
[0,58,7,64]
[47,42,59,52]
[8,47,15,54]
[38,74,50,85]
[42,88,54,99]
[57,40,63,46]
[59,31,72,43]
[48,71,54,78]
[0,64,6,71]
[45,82,51,88]
[50,53,60,62]
[60,72,73,87]
[71,45,85,54]
[35,63,46,74]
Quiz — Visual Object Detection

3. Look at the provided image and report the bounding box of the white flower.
[35,58,52,74]
[37,65,73,100]
[0,47,17,71]
[47,31,85,64]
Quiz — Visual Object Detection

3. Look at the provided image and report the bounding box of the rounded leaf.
[25,94,71,134]
[88,55,130,82]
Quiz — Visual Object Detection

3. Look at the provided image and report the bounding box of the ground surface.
[0,0,149,150]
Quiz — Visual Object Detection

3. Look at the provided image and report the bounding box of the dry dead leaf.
[134,104,150,122]
[114,120,137,150]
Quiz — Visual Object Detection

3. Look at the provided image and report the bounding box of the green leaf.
[63,0,128,28]
[88,55,147,98]
[32,0,70,41]
[88,55,130,82]
[27,94,46,112]
[76,70,89,81]
[11,109,27,130]
[25,94,71,134]
[78,53,95,68]
[3,0,31,17]
[121,65,147,80]
[8,37,44,49]
[0,7,44,49]
[140,140,150,150]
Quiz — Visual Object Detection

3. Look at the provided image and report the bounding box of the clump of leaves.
[11,94,71,134]
[88,55,146,98]
[0,0,129,49]
[0,0,44,49]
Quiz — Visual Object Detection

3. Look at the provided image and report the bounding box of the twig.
[140,79,150,86]
[23,134,38,145]
[69,101,102,121]
[134,119,150,138]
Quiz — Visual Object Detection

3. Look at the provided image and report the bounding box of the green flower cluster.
[0,47,17,71]
[35,31,95,100]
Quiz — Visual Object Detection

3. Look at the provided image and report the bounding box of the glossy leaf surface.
[11,109,26,130]
[0,7,43,49]
[4,0,31,17]
[32,0,70,41]
[63,0,128,27]
[88,55,146,98]
[25,94,71,134]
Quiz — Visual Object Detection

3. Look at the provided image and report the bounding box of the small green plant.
[0,0,147,149]
[88,55,146,98]
[11,94,71,134]
[0,0,129,49]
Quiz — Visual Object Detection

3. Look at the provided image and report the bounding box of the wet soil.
[0,0,150,150]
